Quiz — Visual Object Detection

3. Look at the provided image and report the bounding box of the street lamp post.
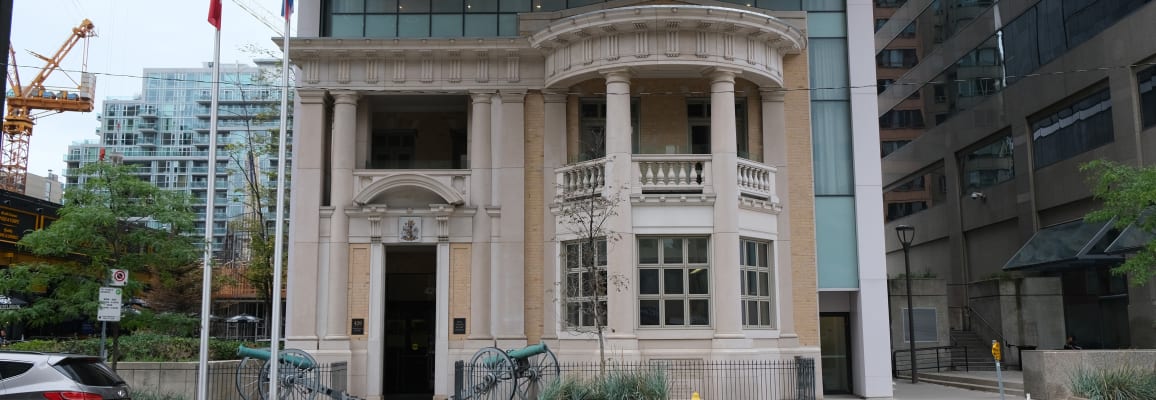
[896,224,917,384]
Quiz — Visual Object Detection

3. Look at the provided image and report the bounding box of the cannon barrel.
[237,345,317,369]
[506,343,549,360]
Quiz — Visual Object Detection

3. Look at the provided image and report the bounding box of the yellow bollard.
[691,392,701,400]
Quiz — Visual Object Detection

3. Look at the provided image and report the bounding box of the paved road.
[826,381,1028,399]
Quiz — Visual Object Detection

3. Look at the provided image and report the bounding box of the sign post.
[98,287,122,360]
[992,340,1006,400]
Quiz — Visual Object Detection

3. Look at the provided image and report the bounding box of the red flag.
[208,0,222,30]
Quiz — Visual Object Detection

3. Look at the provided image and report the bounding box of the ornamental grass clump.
[1070,366,1156,400]
[539,368,668,400]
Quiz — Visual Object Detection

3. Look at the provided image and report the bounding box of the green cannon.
[456,343,559,400]
[234,345,362,400]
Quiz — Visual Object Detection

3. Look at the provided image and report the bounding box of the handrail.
[891,345,970,378]
[965,305,1007,347]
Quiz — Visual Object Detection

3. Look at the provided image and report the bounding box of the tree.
[1081,159,1156,285]
[0,161,200,327]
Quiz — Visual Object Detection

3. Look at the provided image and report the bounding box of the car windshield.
[53,357,125,387]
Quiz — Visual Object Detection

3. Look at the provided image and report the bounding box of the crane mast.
[2,19,96,192]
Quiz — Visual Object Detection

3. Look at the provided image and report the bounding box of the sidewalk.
[892,380,1027,399]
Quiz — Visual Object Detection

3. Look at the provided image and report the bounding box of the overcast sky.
[10,0,291,179]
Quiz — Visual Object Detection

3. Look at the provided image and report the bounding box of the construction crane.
[2,19,97,192]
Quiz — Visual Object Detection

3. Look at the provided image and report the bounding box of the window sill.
[635,328,716,340]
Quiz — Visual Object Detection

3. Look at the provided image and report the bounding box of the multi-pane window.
[1031,87,1114,169]
[1140,65,1156,130]
[576,98,639,161]
[685,98,749,158]
[638,237,710,327]
[961,133,1014,191]
[876,49,918,68]
[740,239,775,328]
[563,239,607,328]
[880,140,910,157]
[879,109,924,129]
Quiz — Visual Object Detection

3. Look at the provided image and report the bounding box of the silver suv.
[0,351,131,399]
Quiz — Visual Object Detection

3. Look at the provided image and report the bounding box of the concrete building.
[878,0,1156,366]
[23,171,62,203]
[64,61,285,254]
[287,1,890,398]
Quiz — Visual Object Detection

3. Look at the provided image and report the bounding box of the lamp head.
[895,224,915,247]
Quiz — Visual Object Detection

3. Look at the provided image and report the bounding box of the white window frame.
[637,236,711,328]
[740,238,776,328]
[562,238,608,329]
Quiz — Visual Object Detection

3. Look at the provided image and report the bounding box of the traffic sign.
[98,287,122,322]
[109,269,128,287]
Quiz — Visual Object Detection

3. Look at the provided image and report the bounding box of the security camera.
[969,192,986,201]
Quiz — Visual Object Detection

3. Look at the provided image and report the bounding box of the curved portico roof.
[529,5,807,88]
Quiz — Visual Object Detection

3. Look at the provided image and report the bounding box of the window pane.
[465,0,497,12]
[567,303,580,326]
[433,0,464,12]
[744,241,757,266]
[431,14,463,37]
[746,301,758,325]
[759,302,772,326]
[497,13,518,36]
[759,243,769,268]
[665,300,684,325]
[639,269,659,294]
[688,268,708,294]
[639,239,658,264]
[596,240,607,266]
[689,299,709,325]
[330,15,365,37]
[662,238,682,264]
[664,269,684,294]
[688,238,708,263]
[640,300,660,325]
[398,0,430,12]
[759,272,770,296]
[398,14,430,37]
[332,0,365,13]
[463,14,498,36]
[366,0,397,13]
[746,271,758,295]
[567,273,579,296]
[582,271,595,296]
[365,15,398,37]
[566,244,580,269]
[501,0,531,12]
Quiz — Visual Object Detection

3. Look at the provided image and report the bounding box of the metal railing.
[892,346,969,378]
[454,357,815,400]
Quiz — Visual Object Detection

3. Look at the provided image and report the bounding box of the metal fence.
[454,357,816,400]
[199,360,348,400]
[891,346,968,378]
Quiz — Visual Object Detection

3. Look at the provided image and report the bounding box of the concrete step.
[897,373,1025,397]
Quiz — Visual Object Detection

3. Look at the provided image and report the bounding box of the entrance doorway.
[383,246,437,399]
[820,313,853,394]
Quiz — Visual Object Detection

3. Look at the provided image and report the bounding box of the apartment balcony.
[555,155,778,206]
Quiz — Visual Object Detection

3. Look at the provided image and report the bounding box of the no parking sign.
[109,269,128,287]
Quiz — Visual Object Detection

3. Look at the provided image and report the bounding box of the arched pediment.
[353,173,466,207]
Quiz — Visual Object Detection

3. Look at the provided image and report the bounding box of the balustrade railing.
[634,155,711,193]
[737,158,776,199]
[556,157,608,199]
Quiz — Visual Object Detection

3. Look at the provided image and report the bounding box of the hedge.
[5,332,256,361]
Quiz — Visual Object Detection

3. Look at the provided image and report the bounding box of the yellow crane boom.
[2,19,96,192]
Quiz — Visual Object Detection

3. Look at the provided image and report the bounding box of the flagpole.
[268,0,293,398]
[196,20,222,400]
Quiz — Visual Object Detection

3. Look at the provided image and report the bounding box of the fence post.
[453,360,464,400]
[794,356,815,400]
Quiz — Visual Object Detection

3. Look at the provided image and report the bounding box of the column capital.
[542,92,568,104]
[470,90,496,104]
[498,89,526,103]
[600,68,632,85]
[332,90,360,105]
[760,87,787,103]
[704,67,742,83]
[297,89,328,105]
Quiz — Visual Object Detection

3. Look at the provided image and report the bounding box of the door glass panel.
[820,315,851,394]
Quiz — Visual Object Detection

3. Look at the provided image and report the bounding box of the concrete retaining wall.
[117,361,241,400]
[1022,350,1156,400]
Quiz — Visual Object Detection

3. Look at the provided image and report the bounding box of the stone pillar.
[326,90,358,342]
[541,93,568,340]
[493,89,527,343]
[365,218,384,398]
[434,211,452,397]
[468,91,494,340]
[760,88,793,334]
[286,89,327,345]
[602,69,637,340]
[709,68,743,338]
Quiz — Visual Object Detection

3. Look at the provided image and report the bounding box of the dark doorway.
[384,246,437,399]
[820,313,853,394]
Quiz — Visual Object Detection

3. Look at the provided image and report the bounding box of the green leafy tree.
[1082,159,1156,285]
[0,162,200,328]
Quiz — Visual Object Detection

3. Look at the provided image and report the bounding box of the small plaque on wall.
[453,318,466,335]
[351,318,365,335]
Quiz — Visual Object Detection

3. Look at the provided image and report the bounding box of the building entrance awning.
[1003,219,1123,271]
[1104,211,1156,254]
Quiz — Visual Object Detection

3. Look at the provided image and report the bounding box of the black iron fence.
[196,359,349,400]
[891,346,968,378]
[454,357,816,400]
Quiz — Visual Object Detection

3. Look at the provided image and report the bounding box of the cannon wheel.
[467,347,518,400]
[513,347,559,400]
[236,349,320,400]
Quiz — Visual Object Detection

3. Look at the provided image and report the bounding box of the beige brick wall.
[348,244,371,337]
[524,91,545,343]
[782,51,819,347]
[450,243,471,340]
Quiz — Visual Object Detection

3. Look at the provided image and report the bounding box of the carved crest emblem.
[399,217,421,242]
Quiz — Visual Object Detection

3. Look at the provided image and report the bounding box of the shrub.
[1070,366,1156,400]
[5,333,255,361]
[130,390,188,400]
[540,369,668,400]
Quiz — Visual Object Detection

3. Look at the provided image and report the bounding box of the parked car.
[0,351,131,399]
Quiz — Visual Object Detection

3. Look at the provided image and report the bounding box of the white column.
[602,69,636,340]
[286,89,326,346]
[365,229,385,398]
[326,90,358,342]
[709,68,743,339]
[541,93,568,340]
[493,89,527,343]
[434,221,452,397]
[468,91,494,340]
[761,88,794,335]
